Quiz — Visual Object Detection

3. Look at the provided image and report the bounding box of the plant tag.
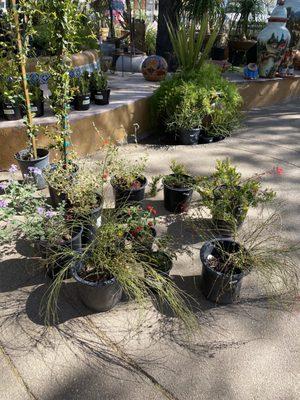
[31,106,38,112]
[4,109,14,115]
[82,99,90,105]
[95,94,103,100]
[96,216,102,228]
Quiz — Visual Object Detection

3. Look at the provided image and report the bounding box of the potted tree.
[72,72,91,111]
[196,159,276,235]
[200,206,299,304]
[90,69,110,105]
[2,0,50,190]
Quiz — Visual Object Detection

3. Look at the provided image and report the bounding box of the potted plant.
[152,63,242,142]
[200,206,299,304]
[72,72,91,111]
[124,205,157,252]
[0,1,51,190]
[0,170,83,278]
[0,63,22,121]
[150,160,195,213]
[43,210,198,330]
[109,152,148,208]
[196,159,276,234]
[90,69,110,105]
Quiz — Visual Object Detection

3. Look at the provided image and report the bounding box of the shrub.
[152,63,243,137]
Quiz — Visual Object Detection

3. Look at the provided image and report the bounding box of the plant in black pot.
[43,210,198,329]
[150,160,196,213]
[200,205,299,305]
[0,62,22,121]
[45,160,110,245]
[0,1,50,189]
[90,69,110,105]
[71,72,91,111]
[109,152,148,208]
[0,172,82,278]
[124,204,157,252]
[196,159,276,236]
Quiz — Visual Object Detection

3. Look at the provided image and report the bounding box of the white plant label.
[82,99,90,105]
[96,216,102,228]
[4,109,14,115]
[95,94,103,100]
[31,107,38,112]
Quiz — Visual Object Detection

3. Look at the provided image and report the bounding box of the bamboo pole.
[11,0,38,159]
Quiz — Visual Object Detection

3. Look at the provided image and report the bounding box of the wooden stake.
[11,0,38,159]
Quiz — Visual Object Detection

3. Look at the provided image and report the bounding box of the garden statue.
[142,55,168,82]
[244,63,259,79]
[257,0,291,78]
[283,0,300,74]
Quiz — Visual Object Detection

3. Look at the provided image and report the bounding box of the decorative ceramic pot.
[257,1,291,78]
[283,0,300,71]
[142,55,168,82]
[244,63,259,80]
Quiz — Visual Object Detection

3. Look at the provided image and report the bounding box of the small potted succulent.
[109,154,148,208]
[200,206,299,304]
[90,69,110,105]
[124,205,157,252]
[72,72,91,111]
[196,159,276,234]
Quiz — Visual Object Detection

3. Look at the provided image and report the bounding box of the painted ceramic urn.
[257,1,291,78]
[283,0,300,71]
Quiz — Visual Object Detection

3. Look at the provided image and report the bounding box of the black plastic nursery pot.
[198,131,214,144]
[146,251,173,278]
[93,89,111,105]
[1,102,22,121]
[36,224,83,279]
[200,238,247,304]
[74,94,91,111]
[163,175,193,214]
[112,176,147,208]
[177,128,200,145]
[72,262,123,312]
[15,148,50,190]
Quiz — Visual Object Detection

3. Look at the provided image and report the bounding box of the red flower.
[276,166,283,175]
[146,205,157,216]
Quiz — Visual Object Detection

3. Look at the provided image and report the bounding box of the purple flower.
[9,164,18,174]
[28,166,42,175]
[0,199,9,208]
[0,182,7,190]
[37,207,45,215]
[45,211,56,218]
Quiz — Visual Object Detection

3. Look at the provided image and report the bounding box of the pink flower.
[276,166,283,175]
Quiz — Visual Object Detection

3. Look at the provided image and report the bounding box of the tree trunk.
[156,0,182,65]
